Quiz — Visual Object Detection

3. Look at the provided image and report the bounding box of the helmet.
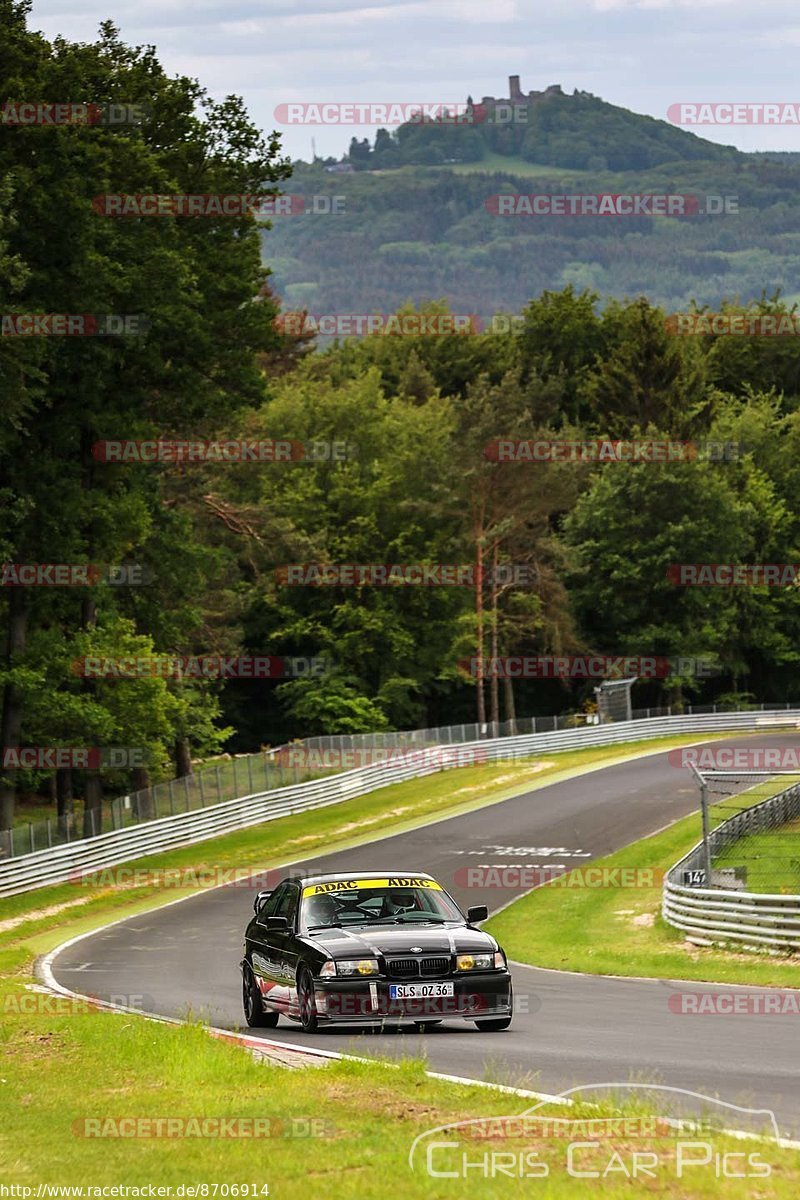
[305,893,338,926]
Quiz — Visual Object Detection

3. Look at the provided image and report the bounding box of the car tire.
[242,964,279,1028]
[297,968,319,1033]
[474,1016,512,1031]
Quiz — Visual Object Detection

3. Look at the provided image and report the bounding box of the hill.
[262,78,800,321]
[344,77,743,172]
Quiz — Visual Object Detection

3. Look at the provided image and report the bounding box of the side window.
[278,884,300,929]
[258,884,287,920]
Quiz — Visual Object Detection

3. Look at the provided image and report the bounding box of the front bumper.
[311,971,513,1024]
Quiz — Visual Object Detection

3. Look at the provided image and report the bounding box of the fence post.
[184,775,191,811]
[169,781,175,815]
[9,827,14,857]
[29,823,35,853]
[199,772,205,807]
[248,754,254,794]
[47,819,52,848]
[216,765,222,803]
[700,778,713,887]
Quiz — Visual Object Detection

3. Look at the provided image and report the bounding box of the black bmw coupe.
[241,870,513,1032]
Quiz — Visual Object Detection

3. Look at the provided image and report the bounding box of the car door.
[250,883,289,1009]
[268,883,301,1013]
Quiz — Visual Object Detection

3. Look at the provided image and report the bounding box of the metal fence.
[663,780,800,949]
[0,752,335,862]
[3,706,800,899]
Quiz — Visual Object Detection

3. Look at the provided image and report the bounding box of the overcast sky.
[29,0,800,161]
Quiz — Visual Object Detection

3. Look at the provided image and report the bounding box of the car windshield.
[301,877,463,928]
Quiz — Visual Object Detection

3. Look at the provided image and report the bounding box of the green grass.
[4,731,800,1195]
[3,973,796,1197]
[715,814,800,894]
[446,152,587,178]
[486,803,800,987]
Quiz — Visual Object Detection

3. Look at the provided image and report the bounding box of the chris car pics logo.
[408,1085,781,1181]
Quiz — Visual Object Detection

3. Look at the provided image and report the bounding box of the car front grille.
[385,955,451,978]
[420,956,450,976]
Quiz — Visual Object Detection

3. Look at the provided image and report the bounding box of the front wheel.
[474,1016,512,1031]
[297,968,319,1033]
[242,964,279,1028]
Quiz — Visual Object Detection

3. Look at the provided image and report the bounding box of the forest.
[2,4,800,831]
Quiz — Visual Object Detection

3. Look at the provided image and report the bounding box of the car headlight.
[335,958,380,976]
[318,960,337,978]
[456,952,494,971]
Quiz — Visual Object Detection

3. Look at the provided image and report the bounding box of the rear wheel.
[297,968,319,1033]
[242,964,279,1028]
[474,1016,512,1031]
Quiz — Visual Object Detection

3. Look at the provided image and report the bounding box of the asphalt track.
[49,734,800,1137]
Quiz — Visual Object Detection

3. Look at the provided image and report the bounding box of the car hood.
[302,923,496,957]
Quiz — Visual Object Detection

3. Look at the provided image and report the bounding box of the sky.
[28,0,800,161]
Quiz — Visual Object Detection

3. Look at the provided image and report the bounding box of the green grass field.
[715,814,800,894]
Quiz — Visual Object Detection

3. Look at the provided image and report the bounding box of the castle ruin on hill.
[479,76,563,108]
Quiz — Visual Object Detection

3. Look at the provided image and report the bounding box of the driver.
[304,893,339,927]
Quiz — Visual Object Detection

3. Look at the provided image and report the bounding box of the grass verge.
[2,984,797,1197]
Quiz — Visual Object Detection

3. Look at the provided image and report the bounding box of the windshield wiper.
[306,922,345,931]
[387,915,448,924]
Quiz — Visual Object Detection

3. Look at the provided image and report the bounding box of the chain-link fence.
[0,751,335,861]
[4,699,800,862]
[695,772,800,894]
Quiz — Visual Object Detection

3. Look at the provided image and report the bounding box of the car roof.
[283,870,437,886]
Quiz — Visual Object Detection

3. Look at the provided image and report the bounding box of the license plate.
[389,982,454,999]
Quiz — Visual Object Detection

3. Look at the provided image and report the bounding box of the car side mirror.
[263,915,289,931]
[467,905,488,924]
[253,890,271,914]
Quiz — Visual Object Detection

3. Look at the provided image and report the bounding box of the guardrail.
[3,707,800,898]
[663,780,800,950]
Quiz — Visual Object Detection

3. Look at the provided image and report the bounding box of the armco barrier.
[2,708,800,898]
[663,780,800,950]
